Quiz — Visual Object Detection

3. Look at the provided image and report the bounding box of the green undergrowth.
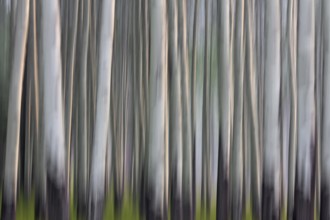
[103,190,140,220]
[15,191,35,220]
[4,189,317,220]
[195,197,216,220]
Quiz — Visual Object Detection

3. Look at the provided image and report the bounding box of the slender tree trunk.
[64,0,79,199]
[321,0,330,219]
[167,0,183,218]
[262,0,281,219]
[34,0,48,217]
[41,0,69,219]
[315,0,323,217]
[246,0,261,218]
[1,0,29,218]
[88,0,115,218]
[230,0,245,218]
[190,0,198,216]
[77,0,90,216]
[202,0,211,214]
[280,0,291,217]
[287,0,297,218]
[178,0,193,217]
[216,0,232,217]
[145,0,168,218]
[293,0,315,219]
[0,0,10,192]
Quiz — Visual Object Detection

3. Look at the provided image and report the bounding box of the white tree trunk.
[146,0,167,218]
[294,0,315,218]
[41,0,67,218]
[89,0,115,218]
[262,0,281,218]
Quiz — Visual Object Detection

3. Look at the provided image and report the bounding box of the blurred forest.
[0,0,328,219]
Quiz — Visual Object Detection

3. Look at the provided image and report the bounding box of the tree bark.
[216,0,232,217]
[145,0,168,218]
[1,0,29,219]
[293,0,315,219]
[89,0,115,218]
[321,0,330,218]
[167,0,183,218]
[41,0,68,218]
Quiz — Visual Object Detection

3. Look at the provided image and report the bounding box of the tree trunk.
[41,0,68,218]
[77,0,90,216]
[1,0,29,219]
[216,0,232,217]
[262,0,281,219]
[321,0,330,218]
[178,0,193,217]
[88,0,115,218]
[293,0,315,219]
[230,0,245,218]
[167,0,183,218]
[145,0,168,218]
[246,0,261,218]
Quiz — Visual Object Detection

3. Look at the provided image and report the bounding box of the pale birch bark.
[245,0,261,218]
[280,0,290,216]
[89,0,115,218]
[294,0,315,218]
[1,0,29,218]
[216,0,232,217]
[287,0,298,217]
[146,0,167,218]
[321,0,330,218]
[41,0,68,218]
[262,0,281,218]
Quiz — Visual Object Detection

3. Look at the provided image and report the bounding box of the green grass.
[16,193,35,220]
[103,190,140,220]
[195,197,216,220]
[2,189,316,220]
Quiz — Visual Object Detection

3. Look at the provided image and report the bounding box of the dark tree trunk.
[46,175,69,220]
[192,132,196,218]
[182,195,193,220]
[89,197,105,220]
[293,188,313,220]
[145,185,167,220]
[217,130,229,220]
[77,197,88,218]
[114,180,123,216]
[321,185,330,220]
[35,191,47,220]
[170,169,182,220]
[1,196,16,220]
[262,182,280,220]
